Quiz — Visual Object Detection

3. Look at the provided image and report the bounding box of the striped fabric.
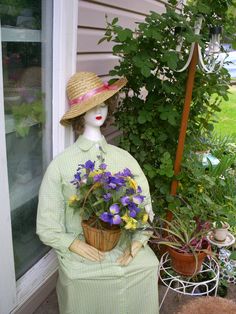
[37,135,159,314]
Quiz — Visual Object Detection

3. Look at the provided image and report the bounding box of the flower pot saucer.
[207,231,235,248]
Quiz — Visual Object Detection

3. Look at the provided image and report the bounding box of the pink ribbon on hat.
[69,82,118,106]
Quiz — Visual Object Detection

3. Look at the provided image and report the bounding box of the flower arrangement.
[68,155,149,233]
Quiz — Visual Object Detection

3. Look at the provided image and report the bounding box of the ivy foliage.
[100,0,234,215]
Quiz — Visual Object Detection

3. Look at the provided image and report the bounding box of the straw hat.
[60,72,127,126]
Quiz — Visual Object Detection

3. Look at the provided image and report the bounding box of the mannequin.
[69,102,143,265]
[37,72,159,314]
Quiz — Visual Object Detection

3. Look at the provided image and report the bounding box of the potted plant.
[212,222,230,242]
[68,155,149,252]
[151,210,211,276]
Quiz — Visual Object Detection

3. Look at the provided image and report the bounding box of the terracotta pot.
[81,218,121,252]
[168,246,208,276]
[213,222,229,242]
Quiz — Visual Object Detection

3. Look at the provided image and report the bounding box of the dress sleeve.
[36,161,77,255]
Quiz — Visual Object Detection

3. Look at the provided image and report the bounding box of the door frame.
[0,0,78,313]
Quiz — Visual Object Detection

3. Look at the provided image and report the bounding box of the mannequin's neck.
[83,124,103,141]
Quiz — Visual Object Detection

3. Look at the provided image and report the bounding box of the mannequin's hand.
[116,241,143,266]
[69,239,105,262]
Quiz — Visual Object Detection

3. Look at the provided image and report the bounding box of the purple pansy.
[100,212,112,223]
[93,173,103,183]
[120,196,130,206]
[129,210,137,218]
[99,163,107,170]
[112,214,122,225]
[103,193,112,202]
[122,168,133,177]
[108,182,117,189]
[115,168,133,178]
[111,176,126,188]
[137,186,142,193]
[109,204,120,214]
[100,212,121,225]
[84,160,95,171]
[70,171,82,186]
[104,171,111,177]
[74,172,81,181]
[133,195,145,205]
[128,202,138,211]
[128,202,141,217]
[126,188,135,195]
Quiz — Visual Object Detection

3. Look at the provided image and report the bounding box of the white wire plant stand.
[158,252,220,309]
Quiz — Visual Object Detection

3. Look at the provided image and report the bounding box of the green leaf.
[152,30,162,41]
[168,0,178,5]
[137,115,147,124]
[112,17,119,25]
[229,251,236,260]
[162,51,178,70]
[113,44,124,53]
[197,3,211,14]
[117,28,132,42]
[159,133,168,141]
[132,55,143,67]
[138,23,147,31]
[109,69,118,76]
[97,37,107,45]
[141,66,151,77]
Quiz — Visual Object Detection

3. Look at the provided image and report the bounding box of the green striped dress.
[37,135,159,314]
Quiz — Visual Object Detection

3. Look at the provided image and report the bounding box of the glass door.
[0,0,52,280]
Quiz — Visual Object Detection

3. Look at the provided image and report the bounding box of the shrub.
[101,0,234,215]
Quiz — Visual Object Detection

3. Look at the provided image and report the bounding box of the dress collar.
[75,135,108,153]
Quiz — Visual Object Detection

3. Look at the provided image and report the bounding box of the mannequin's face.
[84,103,108,128]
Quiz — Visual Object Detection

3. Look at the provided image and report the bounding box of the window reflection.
[1,0,52,279]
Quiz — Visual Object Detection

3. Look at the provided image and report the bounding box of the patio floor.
[33,283,236,314]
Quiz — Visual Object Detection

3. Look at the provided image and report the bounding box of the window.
[1,0,52,279]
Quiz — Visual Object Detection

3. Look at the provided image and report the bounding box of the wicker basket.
[81,218,121,252]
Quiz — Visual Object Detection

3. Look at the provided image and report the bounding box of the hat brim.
[60,77,127,126]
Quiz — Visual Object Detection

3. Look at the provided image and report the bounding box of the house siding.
[77,0,167,75]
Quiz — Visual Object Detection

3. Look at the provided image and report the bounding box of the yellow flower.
[124,217,138,230]
[197,184,204,193]
[142,213,149,224]
[125,218,138,230]
[121,213,129,223]
[89,170,103,177]
[68,195,79,205]
[121,213,138,229]
[127,177,138,191]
